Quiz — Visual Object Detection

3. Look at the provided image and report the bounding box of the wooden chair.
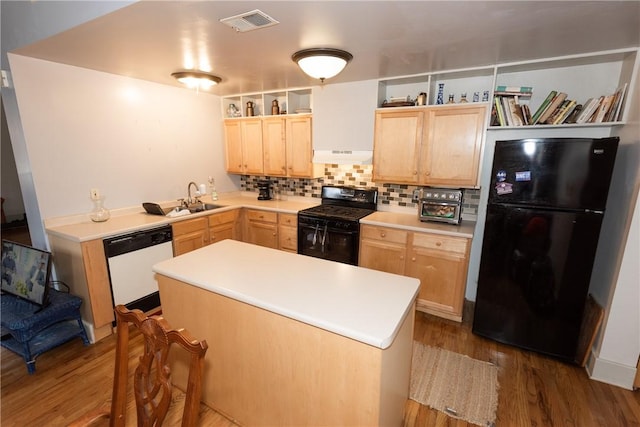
[69,305,208,427]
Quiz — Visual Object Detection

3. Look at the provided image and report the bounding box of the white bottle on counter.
[208,176,218,200]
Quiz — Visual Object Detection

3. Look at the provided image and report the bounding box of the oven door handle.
[312,224,319,246]
[321,224,328,252]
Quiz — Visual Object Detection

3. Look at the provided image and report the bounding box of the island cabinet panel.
[243,209,278,249]
[172,217,209,256]
[359,224,470,322]
[157,275,414,427]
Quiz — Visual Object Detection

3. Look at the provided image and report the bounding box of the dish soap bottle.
[208,176,218,201]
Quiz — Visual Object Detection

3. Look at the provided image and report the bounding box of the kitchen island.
[153,239,420,427]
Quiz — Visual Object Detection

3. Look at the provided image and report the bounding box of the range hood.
[313,150,373,165]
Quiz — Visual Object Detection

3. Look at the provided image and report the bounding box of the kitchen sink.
[187,203,224,213]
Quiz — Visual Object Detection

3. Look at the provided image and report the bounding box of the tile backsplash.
[241,164,480,219]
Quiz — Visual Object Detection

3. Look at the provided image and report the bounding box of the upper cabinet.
[222,87,322,178]
[373,104,487,188]
[224,118,264,175]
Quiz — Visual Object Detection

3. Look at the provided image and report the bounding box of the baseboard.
[586,352,637,390]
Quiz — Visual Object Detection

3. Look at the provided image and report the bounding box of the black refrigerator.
[472,137,619,363]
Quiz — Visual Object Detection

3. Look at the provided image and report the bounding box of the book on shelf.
[531,90,558,125]
[494,97,506,126]
[564,104,583,124]
[537,92,568,124]
[544,99,570,124]
[593,94,615,123]
[575,97,601,123]
[508,97,526,126]
[552,100,577,125]
[500,96,515,126]
[495,85,533,94]
[607,83,628,122]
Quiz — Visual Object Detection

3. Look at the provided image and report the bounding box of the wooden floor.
[2,304,639,426]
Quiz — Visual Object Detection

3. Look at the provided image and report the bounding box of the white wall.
[588,59,640,389]
[8,54,238,222]
[1,99,25,222]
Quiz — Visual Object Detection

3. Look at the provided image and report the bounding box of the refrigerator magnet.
[496,170,507,182]
[515,171,531,181]
[496,182,513,195]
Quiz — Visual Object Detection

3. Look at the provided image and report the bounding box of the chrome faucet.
[187,181,199,205]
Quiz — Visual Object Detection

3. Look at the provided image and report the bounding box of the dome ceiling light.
[171,71,221,90]
[291,48,353,83]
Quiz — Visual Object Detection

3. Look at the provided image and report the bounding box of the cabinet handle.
[380,232,386,237]
[413,171,418,175]
[411,257,416,262]
[436,241,442,246]
[400,255,404,260]
[272,232,277,236]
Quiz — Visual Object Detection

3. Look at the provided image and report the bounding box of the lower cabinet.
[244,209,279,249]
[173,209,241,256]
[172,217,209,256]
[359,224,470,322]
[209,209,240,244]
[278,213,298,253]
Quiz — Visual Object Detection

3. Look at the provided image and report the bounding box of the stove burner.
[299,205,374,222]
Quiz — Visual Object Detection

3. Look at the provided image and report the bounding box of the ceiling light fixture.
[292,48,353,82]
[171,71,221,89]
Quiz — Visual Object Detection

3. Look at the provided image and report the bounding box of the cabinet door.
[278,213,298,252]
[244,210,278,249]
[242,118,264,175]
[286,115,314,177]
[172,217,209,256]
[246,221,278,249]
[263,117,287,176]
[406,233,470,321]
[208,210,240,244]
[359,225,408,275]
[224,120,244,174]
[373,110,424,184]
[422,105,486,187]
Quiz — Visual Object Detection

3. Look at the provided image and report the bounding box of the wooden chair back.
[68,305,208,427]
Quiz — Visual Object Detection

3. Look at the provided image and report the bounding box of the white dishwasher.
[103,225,173,313]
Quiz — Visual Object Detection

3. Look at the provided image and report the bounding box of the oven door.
[297,219,360,265]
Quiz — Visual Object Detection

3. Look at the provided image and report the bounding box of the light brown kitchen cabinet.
[278,213,298,253]
[244,209,279,249]
[406,233,470,321]
[262,117,287,176]
[47,235,116,342]
[422,105,486,187]
[359,225,408,275]
[209,209,241,244]
[172,217,209,256]
[285,115,323,178]
[372,104,486,188]
[224,118,264,175]
[359,224,470,322]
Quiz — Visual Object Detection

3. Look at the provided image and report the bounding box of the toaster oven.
[418,188,463,224]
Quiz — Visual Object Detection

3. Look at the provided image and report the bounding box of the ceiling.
[11,1,640,96]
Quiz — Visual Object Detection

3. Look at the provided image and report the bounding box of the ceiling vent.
[220,9,279,32]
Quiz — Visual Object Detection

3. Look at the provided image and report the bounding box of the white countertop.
[361,211,476,238]
[153,239,420,349]
[45,193,320,242]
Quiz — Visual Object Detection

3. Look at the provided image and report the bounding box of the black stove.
[298,185,378,265]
